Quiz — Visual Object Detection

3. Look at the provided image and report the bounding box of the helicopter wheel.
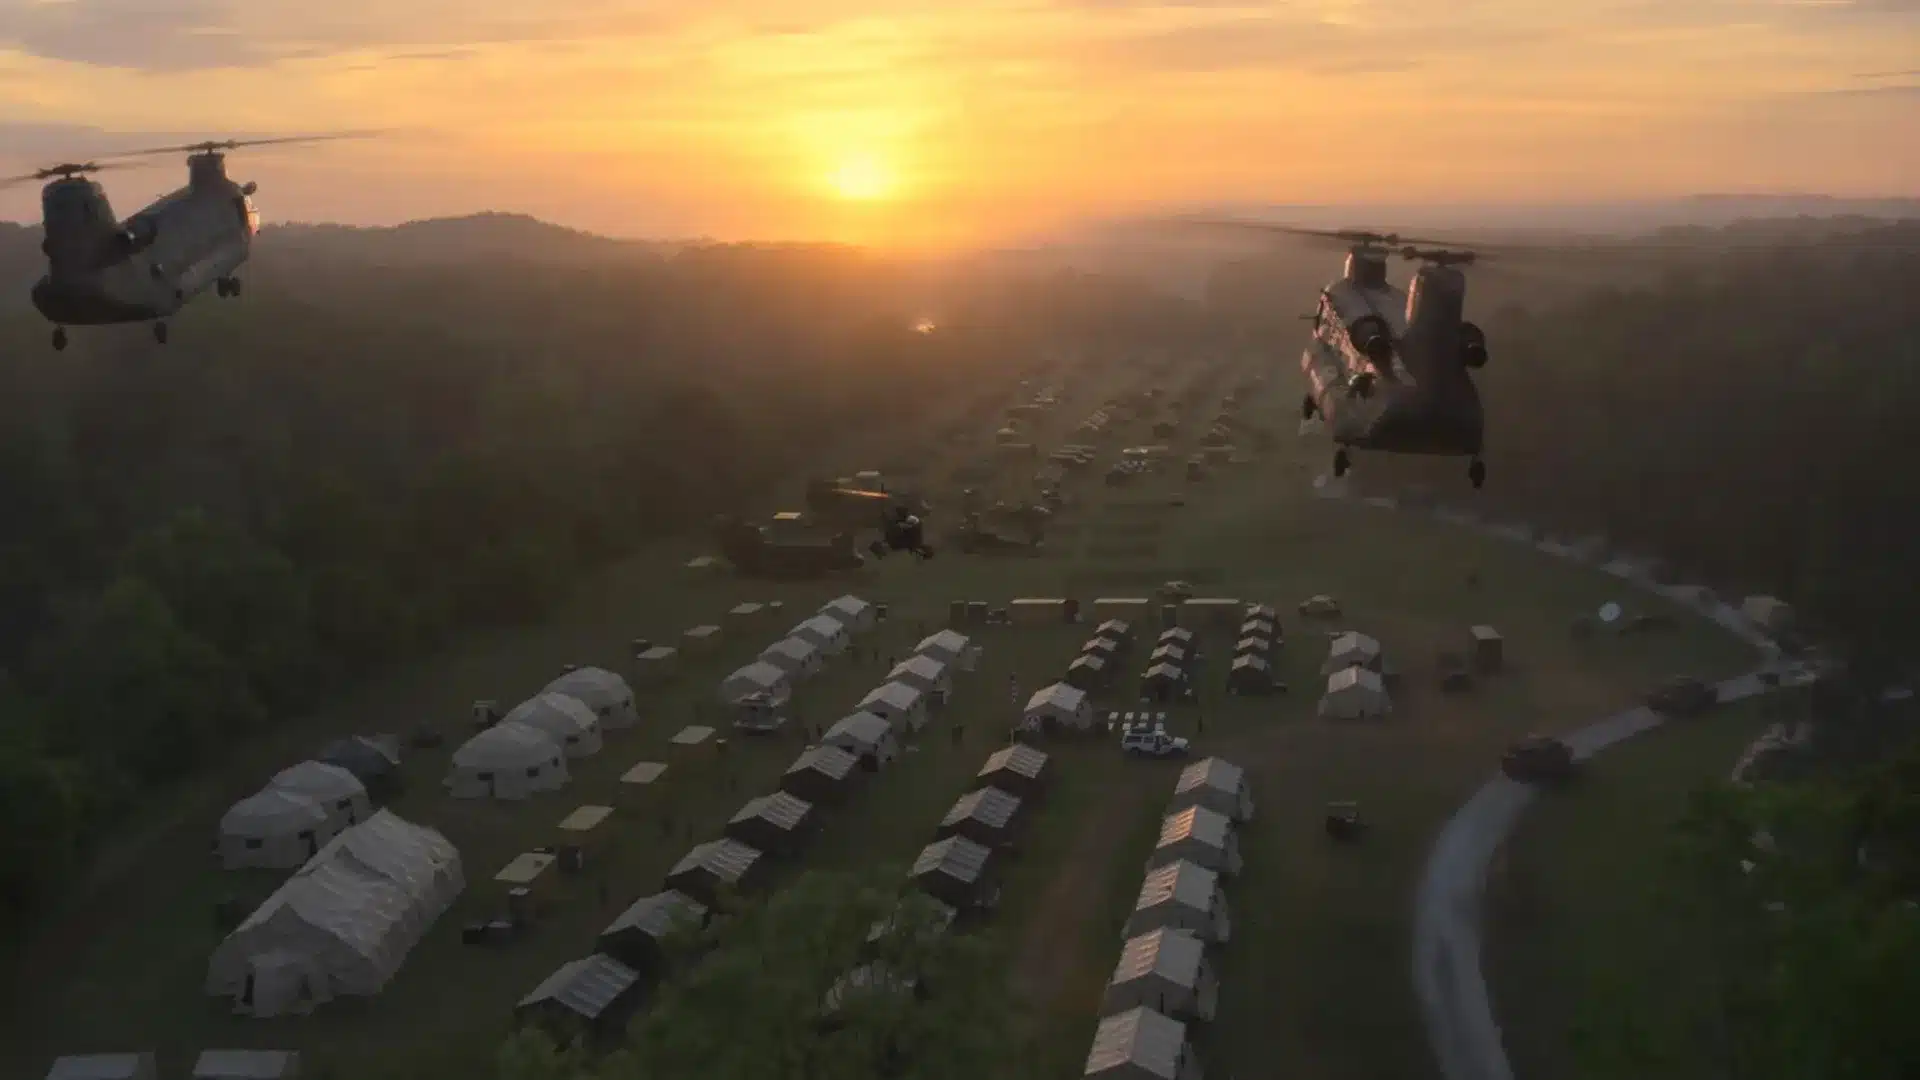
[1468,458,1486,489]
[1333,448,1351,478]
[1301,395,1316,420]
[152,322,169,345]
[51,327,67,352]
[227,277,243,298]
[216,279,231,298]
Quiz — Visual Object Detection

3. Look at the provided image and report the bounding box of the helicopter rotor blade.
[98,130,386,160]
[0,160,156,189]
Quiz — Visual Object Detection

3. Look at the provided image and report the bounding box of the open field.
[5,354,1762,1080]
[1482,697,1788,1080]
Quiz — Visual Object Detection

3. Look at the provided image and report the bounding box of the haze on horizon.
[2,0,1916,251]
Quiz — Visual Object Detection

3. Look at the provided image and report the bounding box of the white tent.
[915,629,981,671]
[760,637,824,680]
[1149,805,1243,876]
[1123,860,1231,944]
[820,594,877,632]
[859,682,929,732]
[1319,666,1392,720]
[1025,682,1093,732]
[719,661,792,706]
[544,666,639,730]
[445,723,569,800]
[218,789,335,871]
[823,712,900,767]
[1171,757,1255,822]
[1083,1006,1203,1080]
[266,761,371,833]
[308,809,465,928]
[1103,928,1218,1022]
[207,813,461,1015]
[791,614,851,655]
[503,692,603,757]
[888,655,953,698]
[1321,631,1383,675]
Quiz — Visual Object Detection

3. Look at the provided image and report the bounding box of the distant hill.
[263,212,683,264]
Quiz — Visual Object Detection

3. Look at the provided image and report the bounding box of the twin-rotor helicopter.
[3,133,366,350]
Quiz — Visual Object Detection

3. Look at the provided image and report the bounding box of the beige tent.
[791,614,851,655]
[45,1054,158,1080]
[1024,682,1093,731]
[1319,666,1392,720]
[445,723,569,800]
[191,1050,301,1079]
[760,637,824,680]
[859,682,929,732]
[503,693,603,758]
[218,789,334,871]
[1321,632,1383,675]
[888,655,953,698]
[544,667,639,730]
[1148,805,1243,876]
[820,594,877,632]
[1082,1006,1203,1080]
[718,661,791,706]
[824,712,900,767]
[1172,757,1255,822]
[1103,928,1219,1022]
[207,812,462,1015]
[914,630,981,671]
[1124,860,1231,944]
[266,761,371,832]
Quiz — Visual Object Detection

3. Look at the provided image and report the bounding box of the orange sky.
[2,0,1916,249]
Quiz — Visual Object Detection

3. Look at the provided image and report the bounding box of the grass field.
[1483,696,1791,1080]
[3,355,1763,1080]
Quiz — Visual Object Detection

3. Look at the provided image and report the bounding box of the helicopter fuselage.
[31,163,257,329]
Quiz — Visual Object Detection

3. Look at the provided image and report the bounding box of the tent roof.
[727,660,789,687]
[861,682,924,711]
[1136,859,1218,914]
[266,760,364,803]
[1069,654,1107,672]
[942,787,1022,831]
[915,630,972,656]
[1085,1006,1187,1080]
[786,744,858,781]
[764,637,819,662]
[1096,619,1132,637]
[1110,927,1206,991]
[1025,682,1086,713]
[453,722,561,770]
[604,890,706,940]
[543,667,633,709]
[827,711,892,745]
[1143,662,1184,682]
[1157,627,1194,644]
[306,810,459,907]
[1330,631,1382,655]
[518,953,640,1021]
[45,1054,154,1080]
[823,594,872,616]
[890,655,947,681]
[730,792,814,833]
[1327,666,1385,694]
[796,614,847,638]
[979,744,1049,782]
[1175,757,1246,798]
[1230,654,1270,673]
[912,835,991,884]
[190,1049,299,1079]
[220,788,329,838]
[1157,805,1231,851]
[503,693,597,739]
[231,856,415,965]
[670,838,761,884]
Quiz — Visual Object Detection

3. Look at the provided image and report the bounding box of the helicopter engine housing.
[39,179,119,276]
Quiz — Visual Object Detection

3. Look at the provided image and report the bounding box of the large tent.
[1149,805,1243,876]
[665,839,765,906]
[820,594,877,632]
[718,661,792,706]
[1082,1006,1203,1080]
[266,761,372,833]
[1124,860,1232,944]
[445,723,569,800]
[936,787,1025,848]
[724,792,818,856]
[516,953,645,1045]
[1102,928,1218,1022]
[207,812,463,1016]
[914,630,981,671]
[759,637,824,680]
[887,655,953,698]
[790,614,851,655]
[858,682,929,732]
[781,744,862,803]
[975,744,1050,799]
[1318,666,1392,720]
[598,890,708,977]
[544,667,639,730]
[503,693,603,758]
[824,712,899,767]
[218,789,335,870]
[1171,757,1255,822]
[1024,682,1092,732]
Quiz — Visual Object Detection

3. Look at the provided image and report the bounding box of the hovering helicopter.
[870,504,935,561]
[1182,221,1532,488]
[4,133,368,351]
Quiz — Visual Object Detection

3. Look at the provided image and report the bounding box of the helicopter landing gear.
[1333,448,1351,478]
[1349,372,1375,399]
[1468,457,1486,489]
[51,327,67,352]
[152,321,169,345]
[1301,394,1317,420]
[217,277,243,298]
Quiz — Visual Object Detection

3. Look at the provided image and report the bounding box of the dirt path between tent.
[1011,779,1157,1009]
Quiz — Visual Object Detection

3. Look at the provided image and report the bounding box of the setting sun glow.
[827,155,894,201]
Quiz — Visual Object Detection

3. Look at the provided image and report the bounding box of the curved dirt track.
[1321,488,1795,1080]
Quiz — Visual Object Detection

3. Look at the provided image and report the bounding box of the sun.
[827,154,894,201]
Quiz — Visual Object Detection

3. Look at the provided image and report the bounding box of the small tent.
[544,667,639,730]
[820,595,877,632]
[1321,632,1383,675]
[44,1055,159,1080]
[1095,618,1134,644]
[791,614,850,655]
[1171,757,1255,822]
[1156,627,1195,650]
[218,789,334,870]
[1140,663,1186,702]
[858,682,929,732]
[910,835,997,912]
[975,744,1050,799]
[1319,666,1392,720]
[266,761,371,832]
[936,787,1025,848]
[189,1050,301,1080]
[1083,1006,1204,1080]
[824,712,900,768]
[516,953,644,1046]
[1102,928,1218,1023]
[598,890,708,978]
[888,655,953,698]
[1124,859,1231,944]
[1148,643,1190,669]
[915,630,981,671]
[446,724,569,800]
[1149,805,1243,876]
[759,637,824,680]
[503,693,603,758]
[1227,654,1276,695]
[1024,682,1093,732]
[781,744,862,803]
[665,838,765,907]
[1081,637,1123,664]
[724,792,817,857]
[718,662,791,707]
[1065,654,1111,692]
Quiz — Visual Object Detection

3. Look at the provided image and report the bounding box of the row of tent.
[206,810,465,1018]
[443,666,639,802]
[1086,758,1255,1080]
[815,631,984,763]
[1224,606,1283,695]
[217,748,394,870]
[1318,631,1394,720]
[717,595,879,707]
[1061,619,1138,694]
